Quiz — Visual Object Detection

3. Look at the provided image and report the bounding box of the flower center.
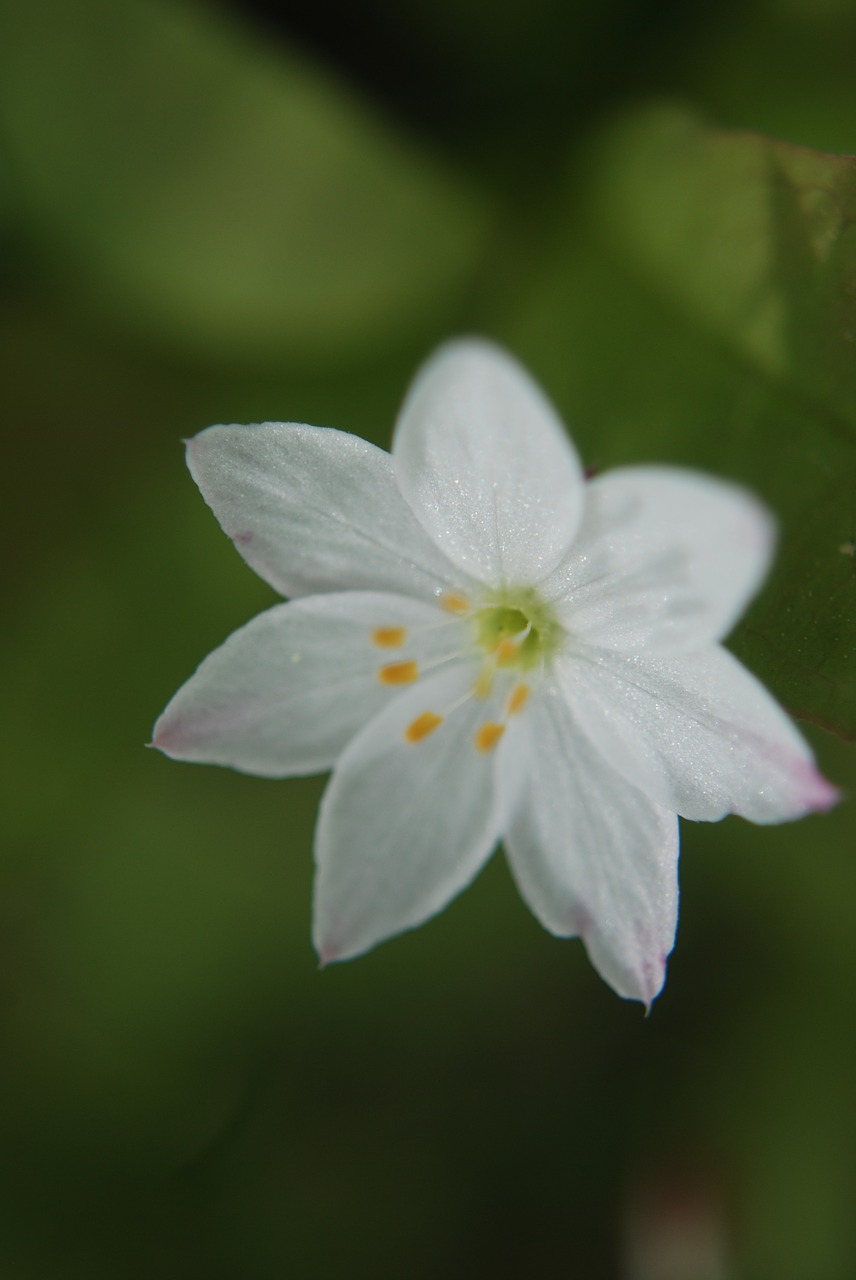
[370,586,564,755]
[473,587,563,671]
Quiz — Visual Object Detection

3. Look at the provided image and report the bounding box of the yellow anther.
[372,626,408,648]
[475,722,506,753]
[405,711,444,743]
[473,669,493,699]
[440,591,471,616]
[378,661,420,686]
[507,683,530,715]
[496,638,519,665]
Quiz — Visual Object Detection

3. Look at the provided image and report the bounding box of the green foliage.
[0,0,488,366]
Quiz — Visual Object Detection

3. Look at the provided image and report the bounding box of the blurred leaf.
[590,107,856,424]
[0,0,489,366]
[510,105,856,739]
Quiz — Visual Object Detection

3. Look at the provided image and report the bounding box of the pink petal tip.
[795,763,842,814]
[315,937,343,969]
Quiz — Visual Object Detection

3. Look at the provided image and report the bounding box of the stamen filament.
[420,648,471,675]
[473,669,493,699]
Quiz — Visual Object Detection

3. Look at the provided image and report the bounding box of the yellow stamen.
[496,638,518,665]
[372,626,407,648]
[378,661,419,686]
[440,591,471,616]
[507,683,530,715]
[475,722,506,753]
[473,669,493,699]
[405,711,444,743]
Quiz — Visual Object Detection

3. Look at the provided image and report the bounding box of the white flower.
[152,340,838,1007]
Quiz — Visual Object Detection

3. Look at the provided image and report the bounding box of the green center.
[473,587,563,670]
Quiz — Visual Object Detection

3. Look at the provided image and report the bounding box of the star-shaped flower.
[153,340,838,1006]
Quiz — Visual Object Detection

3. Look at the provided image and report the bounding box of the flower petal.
[559,644,840,823]
[392,340,585,585]
[541,467,775,651]
[505,686,679,1007]
[186,422,467,601]
[152,592,467,777]
[313,664,524,963]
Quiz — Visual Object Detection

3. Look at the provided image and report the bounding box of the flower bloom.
[153,340,838,1006]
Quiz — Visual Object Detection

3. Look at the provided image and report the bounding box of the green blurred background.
[2,0,855,1275]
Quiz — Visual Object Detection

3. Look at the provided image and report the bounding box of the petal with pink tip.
[505,687,679,1008]
[559,644,839,824]
[313,665,528,963]
[152,592,466,777]
[187,423,467,602]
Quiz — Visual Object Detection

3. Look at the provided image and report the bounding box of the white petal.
[559,644,840,823]
[541,467,775,651]
[392,340,585,585]
[313,664,524,963]
[505,687,679,1007]
[187,422,467,602]
[152,593,467,777]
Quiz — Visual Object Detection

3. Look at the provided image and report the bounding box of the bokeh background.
[2,0,856,1276]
